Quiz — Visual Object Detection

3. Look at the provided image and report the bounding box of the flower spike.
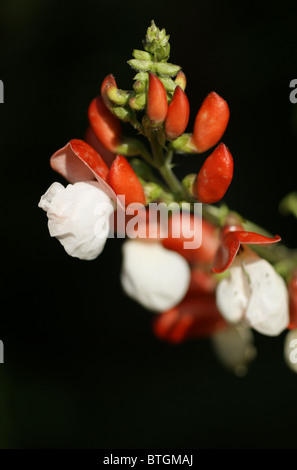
[195,143,233,203]
[193,92,230,153]
[165,86,190,140]
[213,225,281,273]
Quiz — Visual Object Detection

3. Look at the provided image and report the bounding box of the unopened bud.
[143,182,163,203]
[152,62,181,77]
[128,59,152,72]
[129,92,146,111]
[182,174,196,196]
[106,84,130,106]
[175,71,187,91]
[159,76,176,93]
[132,49,152,61]
[170,133,198,153]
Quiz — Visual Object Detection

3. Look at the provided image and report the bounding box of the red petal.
[108,155,146,206]
[212,230,281,273]
[165,86,190,140]
[193,91,230,153]
[162,214,219,265]
[212,232,241,273]
[50,140,117,203]
[147,73,168,123]
[153,294,227,343]
[88,96,122,152]
[286,274,297,329]
[195,143,234,204]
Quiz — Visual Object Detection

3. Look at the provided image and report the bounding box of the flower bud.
[108,155,146,206]
[128,59,152,72]
[195,143,233,204]
[132,50,152,61]
[106,83,130,106]
[121,240,191,312]
[174,71,187,91]
[193,92,230,152]
[165,86,190,140]
[88,96,122,153]
[152,62,181,77]
[147,73,168,124]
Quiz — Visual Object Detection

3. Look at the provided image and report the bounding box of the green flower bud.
[143,21,170,62]
[134,72,149,82]
[152,62,181,77]
[112,106,132,121]
[133,80,146,93]
[106,85,130,106]
[170,133,198,153]
[128,59,152,72]
[159,76,176,93]
[132,49,152,61]
[143,182,163,203]
[181,174,196,196]
[129,91,146,111]
[117,138,148,157]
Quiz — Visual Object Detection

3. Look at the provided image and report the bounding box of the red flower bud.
[213,225,281,273]
[153,293,226,343]
[165,86,190,140]
[108,155,146,206]
[147,73,168,123]
[101,73,117,102]
[195,143,233,204]
[288,274,297,329]
[193,92,230,153]
[88,96,122,153]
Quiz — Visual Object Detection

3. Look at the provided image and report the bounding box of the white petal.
[39,181,114,260]
[284,329,297,373]
[38,182,64,212]
[216,258,250,323]
[243,258,289,336]
[120,240,191,312]
[211,325,257,376]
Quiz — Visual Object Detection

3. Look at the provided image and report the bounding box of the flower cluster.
[39,21,297,375]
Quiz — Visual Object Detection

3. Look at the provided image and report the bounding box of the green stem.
[148,130,185,196]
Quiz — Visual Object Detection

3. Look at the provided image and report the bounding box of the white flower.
[284,329,297,373]
[211,325,257,376]
[216,256,289,336]
[120,240,191,312]
[39,181,114,260]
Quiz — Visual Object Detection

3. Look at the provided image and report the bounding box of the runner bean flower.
[39,20,297,373]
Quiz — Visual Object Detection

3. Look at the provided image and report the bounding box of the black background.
[1,0,297,449]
